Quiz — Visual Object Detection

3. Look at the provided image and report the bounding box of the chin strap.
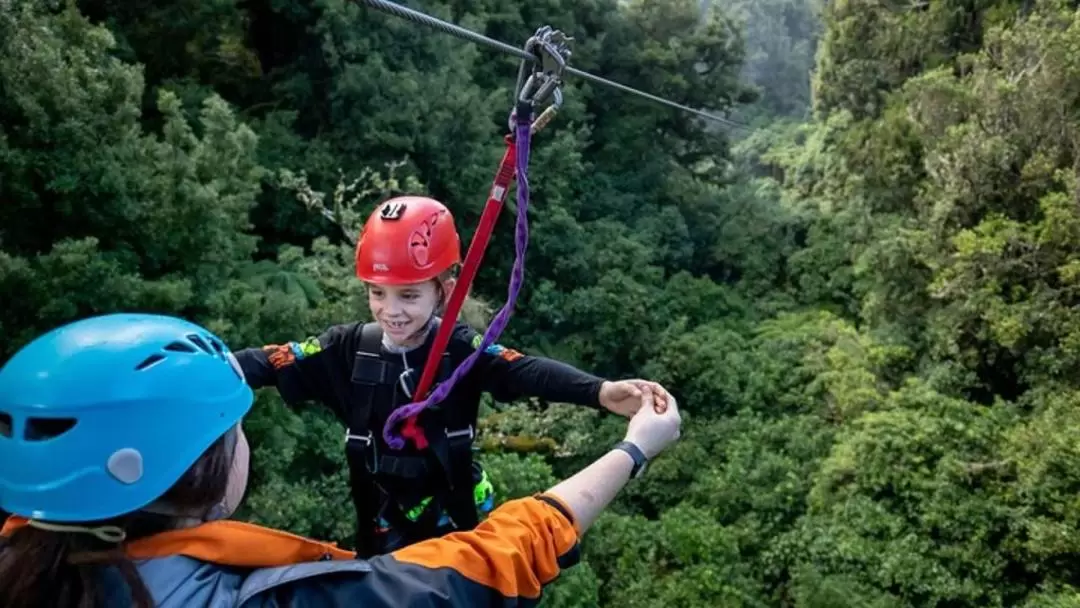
[25,520,127,543]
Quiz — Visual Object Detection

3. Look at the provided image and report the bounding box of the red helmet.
[355,196,462,284]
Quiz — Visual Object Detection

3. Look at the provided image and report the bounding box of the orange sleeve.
[380,494,581,602]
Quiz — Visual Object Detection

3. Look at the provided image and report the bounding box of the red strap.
[401,415,426,448]
[402,136,519,449]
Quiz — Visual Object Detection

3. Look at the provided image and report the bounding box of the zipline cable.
[354,0,750,131]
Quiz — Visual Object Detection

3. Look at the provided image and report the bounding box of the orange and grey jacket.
[0,494,580,607]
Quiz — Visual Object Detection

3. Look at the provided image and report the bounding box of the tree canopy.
[6,0,1080,604]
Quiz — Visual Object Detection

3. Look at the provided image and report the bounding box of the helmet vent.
[208,337,227,357]
[186,334,214,356]
[135,353,167,371]
[164,340,197,354]
[0,412,11,438]
[25,417,76,441]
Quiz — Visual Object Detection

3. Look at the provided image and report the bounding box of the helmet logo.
[409,210,446,269]
[380,202,406,220]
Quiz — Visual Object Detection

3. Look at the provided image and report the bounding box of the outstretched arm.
[487,353,608,407]
[230,324,356,409]
[544,391,680,531]
[470,347,671,418]
[450,325,606,407]
[450,326,670,417]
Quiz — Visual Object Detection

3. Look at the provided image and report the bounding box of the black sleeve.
[449,324,605,408]
[231,323,358,409]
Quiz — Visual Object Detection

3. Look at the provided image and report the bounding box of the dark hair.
[0,432,235,608]
[432,267,490,325]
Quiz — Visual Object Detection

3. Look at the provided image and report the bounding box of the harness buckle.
[445,425,475,446]
[345,428,373,446]
[345,428,380,473]
[398,367,416,400]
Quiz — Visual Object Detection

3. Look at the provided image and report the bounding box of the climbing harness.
[354,0,749,130]
[382,25,572,450]
[343,321,478,556]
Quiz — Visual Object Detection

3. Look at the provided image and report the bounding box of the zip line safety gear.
[355,196,462,285]
[0,313,252,522]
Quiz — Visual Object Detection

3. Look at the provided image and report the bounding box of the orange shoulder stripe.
[390,494,580,599]
[2,515,355,567]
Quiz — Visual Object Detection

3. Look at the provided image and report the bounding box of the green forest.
[7,0,1080,604]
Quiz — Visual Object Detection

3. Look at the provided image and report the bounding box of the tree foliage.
[8,0,1080,604]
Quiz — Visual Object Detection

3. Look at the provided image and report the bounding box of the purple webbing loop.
[382,107,533,449]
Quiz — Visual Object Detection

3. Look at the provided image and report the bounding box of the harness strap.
[345,323,454,448]
[342,322,476,555]
[344,322,394,556]
[443,424,480,530]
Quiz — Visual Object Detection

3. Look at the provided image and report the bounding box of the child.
[232,195,668,556]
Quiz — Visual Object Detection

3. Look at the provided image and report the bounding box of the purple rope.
[382,106,533,449]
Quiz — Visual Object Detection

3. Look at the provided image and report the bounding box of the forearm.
[544,447,634,533]
[230,347,275,388]
[229,343,330,405]
[496,355,605,407]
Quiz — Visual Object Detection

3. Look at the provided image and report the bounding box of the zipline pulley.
[511,26,572,134]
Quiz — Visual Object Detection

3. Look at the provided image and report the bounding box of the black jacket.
[232,320,605,422]
[231,319,605,554]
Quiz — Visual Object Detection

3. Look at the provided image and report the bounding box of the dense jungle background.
[7,0,1080,604]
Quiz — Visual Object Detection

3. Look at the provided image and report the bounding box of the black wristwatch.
[613,441,649,479]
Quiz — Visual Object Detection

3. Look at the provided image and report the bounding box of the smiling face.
[367,278,453,346]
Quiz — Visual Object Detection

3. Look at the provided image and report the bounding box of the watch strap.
[613,440,648,478]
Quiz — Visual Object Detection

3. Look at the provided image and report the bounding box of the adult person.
[0,313,682,607]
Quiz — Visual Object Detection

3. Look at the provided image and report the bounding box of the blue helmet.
[0,313,253,522]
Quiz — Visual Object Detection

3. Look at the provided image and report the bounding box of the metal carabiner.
[517,27,571,105]
[510,25,572,132]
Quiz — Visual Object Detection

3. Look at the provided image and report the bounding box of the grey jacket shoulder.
[136,554,374,607]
